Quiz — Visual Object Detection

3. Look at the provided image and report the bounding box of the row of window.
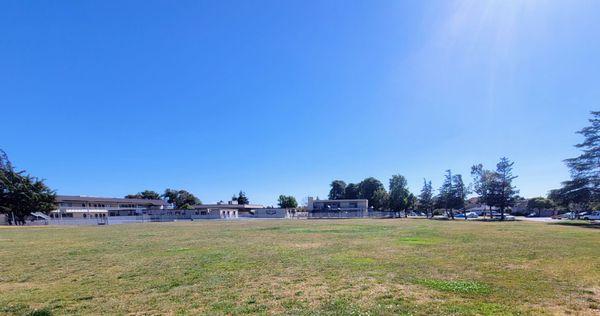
[315,202,360,209]
[83,213,107,218]
[59,203,147,208]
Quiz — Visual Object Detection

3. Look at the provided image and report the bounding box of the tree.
[407,193,417,211]
[388,174,411,214]
[527,197,555,216]
[548,188,569,211]
[438,170,455,219]
[328,180,347,200]
[552,112,600,211]
[125,190,161,200]
[236,191,249,205]
[418,179,434,218]
[277,195,298,208]
[371,188,389,211]
[471,164,498,218]
[0,150,56,225]
[549,178,592,213]
[358,177,385,207]
[344,183,359,199]
[163,189,179,206]
[452,174,468,220]
[493,157,519,220]
[162,189,201,209]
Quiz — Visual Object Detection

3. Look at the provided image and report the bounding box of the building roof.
[192,204,264,210]
[311,199,368,203]
[52,209,109,213]
[56,195,167,206]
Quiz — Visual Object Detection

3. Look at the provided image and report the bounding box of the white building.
[191,200,265,219]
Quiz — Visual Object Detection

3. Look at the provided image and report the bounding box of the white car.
[582,211,600,220]
[465,212,479,219]
[493,214,515,221]
[561,212,577,220]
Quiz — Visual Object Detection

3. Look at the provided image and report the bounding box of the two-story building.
[52,195,167,219]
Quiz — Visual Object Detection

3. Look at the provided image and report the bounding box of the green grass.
[0,219,599,315]
[416,279,491,294]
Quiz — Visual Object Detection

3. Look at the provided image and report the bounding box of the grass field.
[1,219,599,315]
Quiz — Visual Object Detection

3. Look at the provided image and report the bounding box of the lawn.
[0,219,599,315]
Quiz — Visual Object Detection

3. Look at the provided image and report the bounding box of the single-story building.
[254,208,291,218]
[191,200,265,219]
[307,197,369,213]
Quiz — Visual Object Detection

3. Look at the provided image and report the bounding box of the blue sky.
[2,1,599,205]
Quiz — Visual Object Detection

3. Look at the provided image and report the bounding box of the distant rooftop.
[310,198,368,203]
[192,203,264,210]
[56,195,167,206]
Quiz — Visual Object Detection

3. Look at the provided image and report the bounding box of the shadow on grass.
[549,221,600,229]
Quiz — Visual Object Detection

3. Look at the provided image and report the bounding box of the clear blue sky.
[2,1,599,205]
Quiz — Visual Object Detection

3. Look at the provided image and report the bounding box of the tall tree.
[236,191,249,205]
[388,174,411,214]
[554,111,600,210]
[358,177,385,207]
[0,150,56,225]
[438,170,455,219]
[493,157,519,220]
[452,174,468,220]
[471,164,498,218]
[125,190,161,200]
[548,188,569,211]
[550,178,591,212]
[344,183,359,199]
[162,189,201,209]
[407,193,417,212]
[418,179,434,218]
[277,195,298,208]
[328,180,347,200]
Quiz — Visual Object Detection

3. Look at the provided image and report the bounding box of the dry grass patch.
[0,219,598,315]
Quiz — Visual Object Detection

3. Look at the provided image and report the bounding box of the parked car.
[552,212,576,220]
[582,211,600,220]
[562,212,577,219]
[465,212,479,218]
[526,212,537,217]
[492,214,515,221]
